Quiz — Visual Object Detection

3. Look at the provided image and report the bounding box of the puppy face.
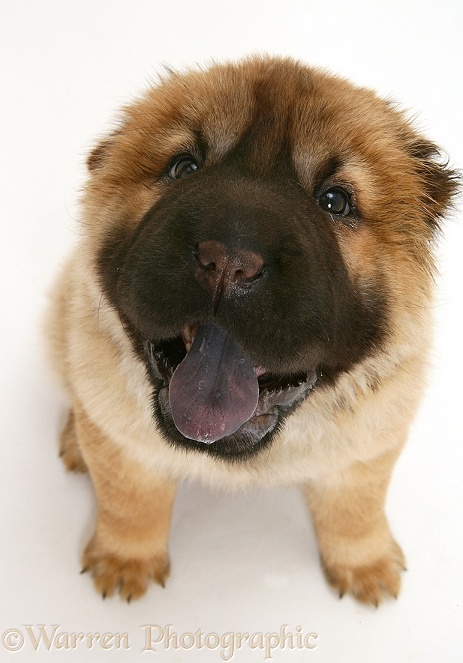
[87,57,457,461]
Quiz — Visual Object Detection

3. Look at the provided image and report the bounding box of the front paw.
[82,536,171,602]
[321,539,406,606]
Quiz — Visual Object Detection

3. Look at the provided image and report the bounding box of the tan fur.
[304,447,407,605]
[73,401,175,600]
[46,56,458,605]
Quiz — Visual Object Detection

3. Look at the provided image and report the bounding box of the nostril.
[199,258,216,271]
[196,240,227,272]
[233,258,264,284]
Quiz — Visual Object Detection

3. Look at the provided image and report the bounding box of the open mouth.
[144,322,317,448]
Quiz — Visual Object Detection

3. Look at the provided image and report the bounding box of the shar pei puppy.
[47,56,458,604]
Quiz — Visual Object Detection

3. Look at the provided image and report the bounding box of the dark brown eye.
[318,187,352,217]
[168,155,199,180]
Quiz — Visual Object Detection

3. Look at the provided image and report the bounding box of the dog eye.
[318,187,352,217]
[168,155,199,180]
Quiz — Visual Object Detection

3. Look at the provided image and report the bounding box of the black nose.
[195,240,264,302]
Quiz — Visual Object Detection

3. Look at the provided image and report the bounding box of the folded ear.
[407,138,460,232]
[86,131,120,171]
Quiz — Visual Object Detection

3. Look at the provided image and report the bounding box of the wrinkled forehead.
[124,60,402,185]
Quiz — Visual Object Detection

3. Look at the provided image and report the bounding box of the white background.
[1,1,462,661]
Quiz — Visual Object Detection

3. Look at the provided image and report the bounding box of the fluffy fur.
[47,56,458,604]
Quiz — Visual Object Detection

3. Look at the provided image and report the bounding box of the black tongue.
[169,323,259,443]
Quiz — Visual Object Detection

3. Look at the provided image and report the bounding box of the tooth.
[182,324,198,353]
[182,324,198,352]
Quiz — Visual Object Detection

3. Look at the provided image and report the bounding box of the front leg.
[303,449,406,606]
[73,402,176,601]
